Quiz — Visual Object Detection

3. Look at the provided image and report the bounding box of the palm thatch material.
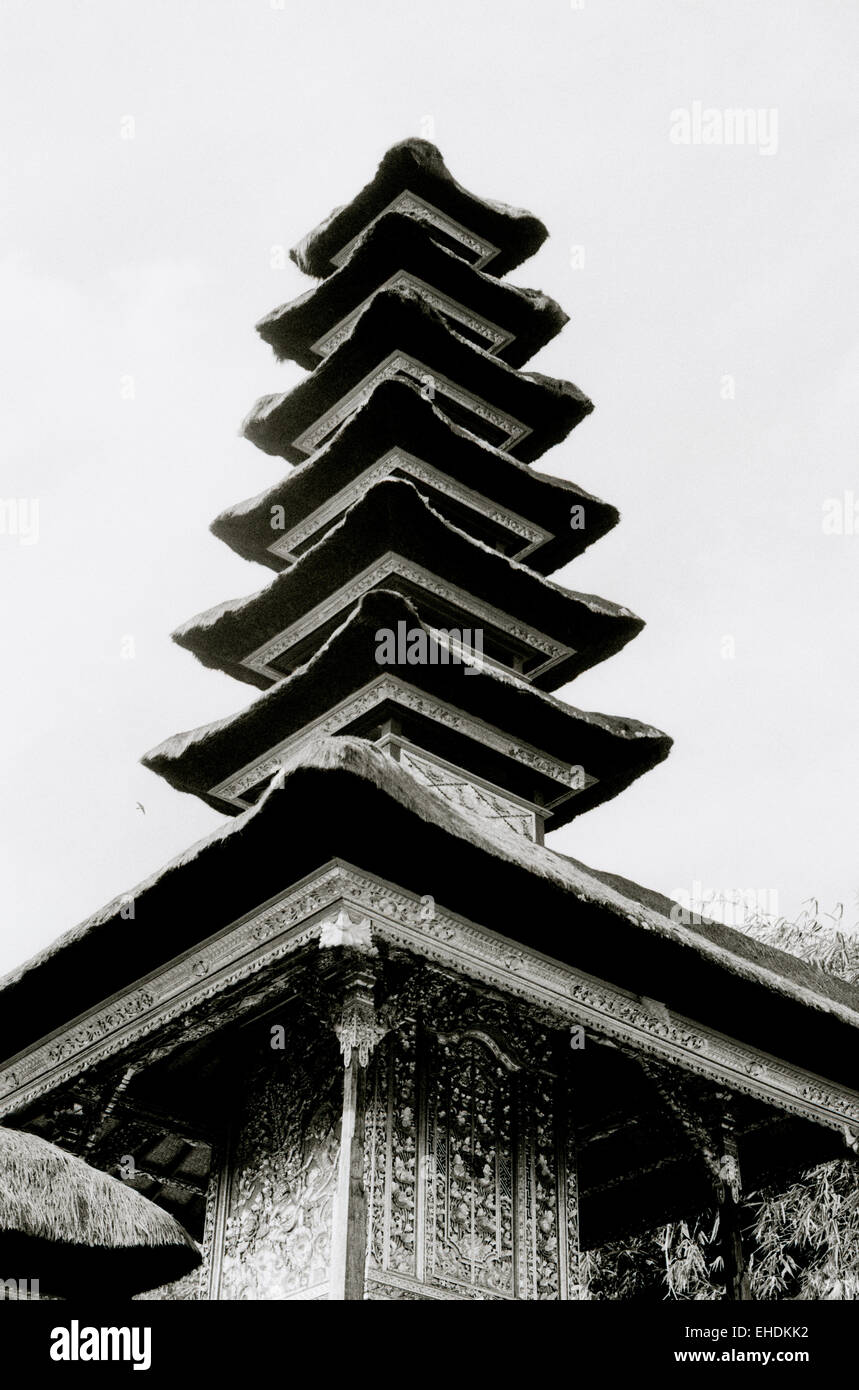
[144,588,670,821]
[0,1127,200,1297]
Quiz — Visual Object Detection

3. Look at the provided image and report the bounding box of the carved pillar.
[319,910,388,1301]
[201,1135,231,1301]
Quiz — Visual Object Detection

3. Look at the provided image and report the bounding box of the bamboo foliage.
[589,899,859,1301]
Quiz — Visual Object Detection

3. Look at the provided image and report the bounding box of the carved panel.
[425,1029,517,1297]
[365,1024,419,1279]
[398,745,537,839]
[364,985,581,1299]
[219,1025,341,1300]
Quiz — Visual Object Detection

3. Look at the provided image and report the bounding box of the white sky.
[1,0,857,975]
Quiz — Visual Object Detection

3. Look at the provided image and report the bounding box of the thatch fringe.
[0,1127,197,1251]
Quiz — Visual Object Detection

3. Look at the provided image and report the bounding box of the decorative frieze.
[364,989,581,1300]
[242,551,572,683]
[310,271,513,358]
[210,675,590,811]
[330,190,501,271]
[1,861,856,1144]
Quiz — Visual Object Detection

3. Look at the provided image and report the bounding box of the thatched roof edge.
[2,738,856,1028]
[0,1126,199,1253]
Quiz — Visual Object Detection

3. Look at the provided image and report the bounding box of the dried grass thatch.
[0,1126,200,1296]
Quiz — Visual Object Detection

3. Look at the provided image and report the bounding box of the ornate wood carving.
[219,1030,341,1301]
[363,984,583,1300]
[1,862,855,1148]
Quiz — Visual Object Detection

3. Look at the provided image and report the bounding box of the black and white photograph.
[0,0,856,1369]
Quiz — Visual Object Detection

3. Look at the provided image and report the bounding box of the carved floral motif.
[364,985,581,1299]
[220,1031,341,1301]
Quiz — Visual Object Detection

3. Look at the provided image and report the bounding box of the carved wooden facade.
[183,973,587,1302]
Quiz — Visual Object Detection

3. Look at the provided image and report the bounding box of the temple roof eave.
[143,588,670,820]
[241,287,593,466]
[215,379,618,576]
[176,478,642,692]
[258,209,568,369]
[289,139,549,280]
[1,738,856,1094]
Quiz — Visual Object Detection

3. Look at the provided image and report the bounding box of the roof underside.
[144,589,671,820]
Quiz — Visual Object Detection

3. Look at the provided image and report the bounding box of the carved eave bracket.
[316,909,387,1069]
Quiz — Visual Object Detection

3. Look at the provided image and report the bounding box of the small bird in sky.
[135,802,146,815]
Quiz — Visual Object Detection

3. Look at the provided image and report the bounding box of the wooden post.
[715,1105,751,1301]
[630,1059,752,1301]
[324,950,384,1301]
[330,1057,368,1301]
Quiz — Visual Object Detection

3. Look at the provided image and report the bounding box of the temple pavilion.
[0,140,856,1302]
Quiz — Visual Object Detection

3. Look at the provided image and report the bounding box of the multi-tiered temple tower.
[147,142,668,841]
[1,143,856,1302]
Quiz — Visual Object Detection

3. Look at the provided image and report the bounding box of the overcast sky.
[1,0,856,976]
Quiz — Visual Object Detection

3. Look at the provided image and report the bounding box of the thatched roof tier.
[241,287,593,465]
[0,1127,200,1297]
[260,211,567,369]
[0,740,855,1103]
[145,589,670,820]
[177,478,642,693]
[290,139,548,280]
[215,379,616,577]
